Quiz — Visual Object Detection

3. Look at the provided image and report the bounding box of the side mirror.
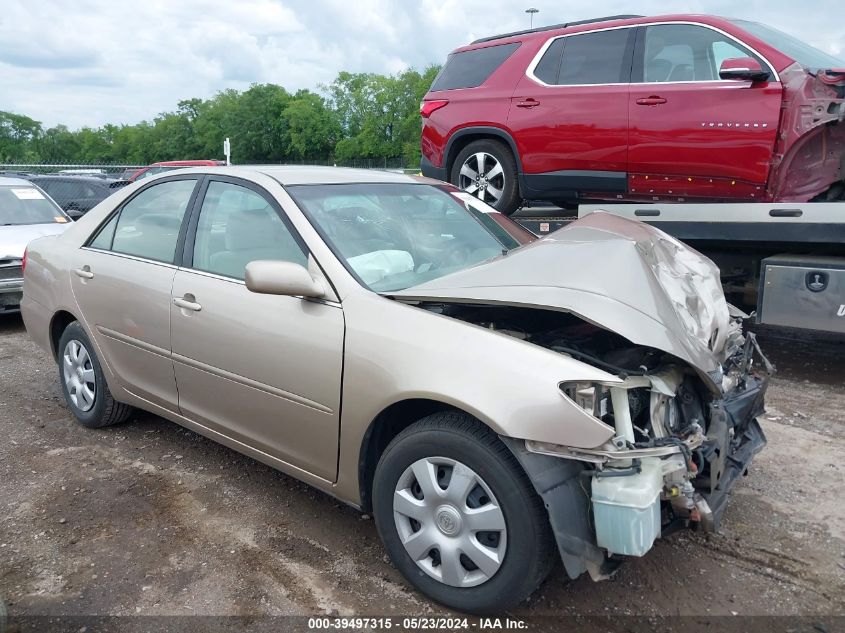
[245,260,325,298]
[719,57,769,82]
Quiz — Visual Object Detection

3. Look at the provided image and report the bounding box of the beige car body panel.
[170,267,344,480]
[21,166,725,508]
[70,249,180,412]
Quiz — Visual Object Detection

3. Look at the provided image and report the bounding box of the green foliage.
[0,66,440,167]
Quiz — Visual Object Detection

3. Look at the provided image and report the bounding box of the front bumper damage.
[503,338,771,582]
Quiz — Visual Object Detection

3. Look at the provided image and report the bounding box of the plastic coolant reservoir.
[591,457,663,556]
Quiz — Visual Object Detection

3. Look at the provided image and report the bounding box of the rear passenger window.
[558,29,632,85]
[89,213,119,250]
[191,181,307,281]
[430,43,520,91]
[110,179,196,263]
[532,38,566,84]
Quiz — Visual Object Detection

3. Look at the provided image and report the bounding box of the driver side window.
[642,24,763,83]
[191,181,307,281]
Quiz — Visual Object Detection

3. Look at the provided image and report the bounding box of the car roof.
[459,13,734,49]
[175,165,436,186]
[0,176,36,187]
[470,14,643,44]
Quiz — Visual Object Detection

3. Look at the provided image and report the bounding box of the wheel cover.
[393,456,507,588]
[62,340,96,412]
[458,152,506,205]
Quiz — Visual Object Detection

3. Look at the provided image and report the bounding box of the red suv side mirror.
[719,57,769,82]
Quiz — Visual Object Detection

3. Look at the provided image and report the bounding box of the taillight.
[420,99,448,118]
[21,247,28,274]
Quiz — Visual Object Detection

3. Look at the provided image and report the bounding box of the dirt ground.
[1,313,844,623]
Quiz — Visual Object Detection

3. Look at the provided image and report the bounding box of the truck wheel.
[372,412,555,614]
[58,321,133,428]
[451,140,521,216]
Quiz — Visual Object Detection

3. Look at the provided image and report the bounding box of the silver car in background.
[1,176,71,313]
[21,166,770,613]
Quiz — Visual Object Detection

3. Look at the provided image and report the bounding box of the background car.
[420,14,845,214]
[27,175,129,219]
[129,159,226,181]
[0,176,71,313]
[21,166,767,613]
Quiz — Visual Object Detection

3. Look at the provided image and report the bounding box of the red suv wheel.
[450,140,520,216]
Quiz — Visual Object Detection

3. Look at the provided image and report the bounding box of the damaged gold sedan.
[21,167,771,613]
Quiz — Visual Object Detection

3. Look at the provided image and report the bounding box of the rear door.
[627,23,782,198]
[507,27,635,199]
[170,177,344,480]
[70,176,199,411]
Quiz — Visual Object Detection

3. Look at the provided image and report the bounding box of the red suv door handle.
[516,98,540,108]
[636,96,667,106]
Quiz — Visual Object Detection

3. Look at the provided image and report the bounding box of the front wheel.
[372,412,555,614]
[450,140,521,216]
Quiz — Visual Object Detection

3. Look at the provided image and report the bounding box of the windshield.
[288,183,524,292]
[732,20,845,70]
[0,186,67,226]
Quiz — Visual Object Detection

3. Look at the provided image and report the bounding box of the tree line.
[0,66,440,167]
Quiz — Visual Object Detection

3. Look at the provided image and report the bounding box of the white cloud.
[0,0,842,128]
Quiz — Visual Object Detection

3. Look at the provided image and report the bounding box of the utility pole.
[526,8,539,29]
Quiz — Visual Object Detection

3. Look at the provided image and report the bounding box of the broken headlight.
[560,381,610,419]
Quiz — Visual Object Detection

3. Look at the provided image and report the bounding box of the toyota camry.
[21,166,770,613]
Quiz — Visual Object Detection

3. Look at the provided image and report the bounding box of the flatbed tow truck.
[514,201,845,335]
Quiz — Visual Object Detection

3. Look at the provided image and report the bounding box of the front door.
[170,178,344,481]
[508,26,635,199]
[627,23,782,199]
[69,177,199,411]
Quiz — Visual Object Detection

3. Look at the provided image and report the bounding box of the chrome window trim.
[80,246,179,269]
[524,20,780,88]
[176,266,245,285]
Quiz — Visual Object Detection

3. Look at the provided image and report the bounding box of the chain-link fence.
[0,161,419,218]
[0,164,140,218]
[1,158,415,176]
[0,163,142,178]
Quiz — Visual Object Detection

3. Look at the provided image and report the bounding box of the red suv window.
[430,42,520,91]
[532,28,633,86]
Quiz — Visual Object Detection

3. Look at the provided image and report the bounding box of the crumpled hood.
[391,212,734,383]
[1,223,68,260]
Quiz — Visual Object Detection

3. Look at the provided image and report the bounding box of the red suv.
[420,14,845,214]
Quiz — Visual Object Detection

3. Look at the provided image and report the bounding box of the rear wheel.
[58,321,133,428]
[372,412,555,613]
[451,140,521,216]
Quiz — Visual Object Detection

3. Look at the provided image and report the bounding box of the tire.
[450,139,521,216]
[372,412,555,614]
[57,321,133,428]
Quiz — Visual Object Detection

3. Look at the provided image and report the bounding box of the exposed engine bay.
[420,301,772,576]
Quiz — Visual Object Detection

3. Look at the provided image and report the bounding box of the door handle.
[636,96,667,106]
[173,296,202,312]
[73,267,94,279]
[516,98,540,108]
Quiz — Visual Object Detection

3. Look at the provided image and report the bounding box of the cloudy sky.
[1,0,843,129]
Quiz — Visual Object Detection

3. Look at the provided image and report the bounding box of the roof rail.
[470,14,644,44]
